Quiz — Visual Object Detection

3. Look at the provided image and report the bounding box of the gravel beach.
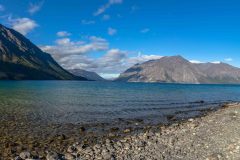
[2,103,240,160]
[66,103,240,160]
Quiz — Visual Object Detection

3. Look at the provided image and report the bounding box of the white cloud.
[28,1,44,15]
[81,20,95,25]
[102,14,111,21]
[45,48,128,77]
[127,52,162,66]
[190,60,227,64]
[101,49,127,64]
[57,31,71,37]
[94,0,123,16]
[190,60,204,64]
[10,18,38,35]
[0,4,5,11]
[40,36,109,58]
[89,36,107,42]
[224,58,233,62]
[108,27,117,36]
[211,61,221,64]
[55,38,71,45]
[141,28,150,33]
[85,49,128,75]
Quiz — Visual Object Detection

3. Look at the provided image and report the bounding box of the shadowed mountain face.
[68,69,105,81]
[0,24,86,80]
[116,56,240,84]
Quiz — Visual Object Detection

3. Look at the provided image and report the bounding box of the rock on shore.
[13,103,240,160]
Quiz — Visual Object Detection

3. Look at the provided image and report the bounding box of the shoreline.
[1,102,240,159]
[68,103,240,160]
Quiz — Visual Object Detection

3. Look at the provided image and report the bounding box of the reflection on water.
[0,81,240,124]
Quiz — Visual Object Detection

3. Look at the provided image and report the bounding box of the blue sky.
[0,0,240,78]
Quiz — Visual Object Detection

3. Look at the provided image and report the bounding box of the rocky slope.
[116,56,240,84]
[68,69,105,81]
[0,24,85,80]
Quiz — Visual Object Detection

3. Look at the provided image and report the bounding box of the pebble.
[67,146,76,153]
[19,151,31,159]
[79,127,86,133]
[64,153,75,160]
[14,156,22,160]
[188,118,194,122]
[46,151,59,160]
[123,129,131,133]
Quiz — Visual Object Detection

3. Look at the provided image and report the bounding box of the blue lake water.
[0,81,240,124]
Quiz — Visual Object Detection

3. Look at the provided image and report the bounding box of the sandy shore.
[2,103,240,160]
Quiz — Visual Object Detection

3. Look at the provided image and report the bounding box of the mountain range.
[68,69,105,81]
[1,23,240,84]
[116,56,240,84]
[0,24,86,80]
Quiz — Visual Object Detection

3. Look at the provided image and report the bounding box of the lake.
[0,81,240,125]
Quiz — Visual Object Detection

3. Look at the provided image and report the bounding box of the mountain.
[68,69,105,81]
[0,24,86,80]
[116,55,240,84]
[196,62,240,84]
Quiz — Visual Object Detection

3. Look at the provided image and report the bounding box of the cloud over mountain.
[40,35,163,78]
[41,36,109,59]
[10,18,38,35]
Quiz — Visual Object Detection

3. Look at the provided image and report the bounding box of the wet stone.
[79,127,86,133]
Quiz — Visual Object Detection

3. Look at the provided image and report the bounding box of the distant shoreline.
[2,80,240,85]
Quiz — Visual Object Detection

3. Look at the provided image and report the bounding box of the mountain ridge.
[116,56,240,84]
[0,24,86,80]
[68,69,105,81]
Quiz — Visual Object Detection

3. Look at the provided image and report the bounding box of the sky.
[0,0,240,78]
